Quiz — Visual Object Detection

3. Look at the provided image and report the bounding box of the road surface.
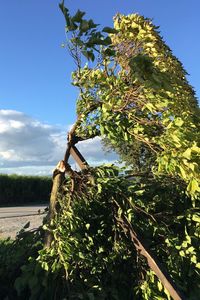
[0,204,48,219]
[0,205,48,239]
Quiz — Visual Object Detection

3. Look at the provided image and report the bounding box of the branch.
[113,199,185,300]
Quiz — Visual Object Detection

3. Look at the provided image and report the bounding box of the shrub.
[0,174,52,206]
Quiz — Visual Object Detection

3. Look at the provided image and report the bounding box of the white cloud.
[0,109,64,165]
[76,137,117,165]
[0,110,118,175]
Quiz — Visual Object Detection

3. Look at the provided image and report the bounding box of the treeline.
[0,174,52,206]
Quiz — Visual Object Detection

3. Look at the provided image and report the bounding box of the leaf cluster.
[60,4,200,198]
[36,166,200,299]
[59,1,115,62]
[1,165,199,299]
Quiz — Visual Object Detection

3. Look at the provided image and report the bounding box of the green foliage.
[57,3,200,298]
[59,1,113,63]
[0,174,52,205]
[39,166,139,299]
[9,165,199,299]
[1,3,199,300]
[61,6,200,199]
[0,229,43,299]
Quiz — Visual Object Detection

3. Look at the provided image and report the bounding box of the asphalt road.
[0,205,48,219]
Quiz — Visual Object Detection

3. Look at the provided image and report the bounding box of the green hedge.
[0,174,52,206]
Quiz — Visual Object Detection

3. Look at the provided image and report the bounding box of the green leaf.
[97,183,102,193]
[179,166,187,179]
[191,145,200,153]
[186,246,195,253]
[196,263,200,269]
[85,223,90,230]
[182,148,191,159]
[145,102,154,112]
[41,262,49,271]
[86,36,104,47]
[171,134,180,145]
[80,20,90,32]
[68,21,78,31]
[174,117,184,127]
[179,250,185,257]
[101,36,112,46]
[59,2,70,27]
[187,178,200,195]
[82,50,95,61]
[78,252,84,259]
[157,280,163,292]
[98,247,104,253]
[191,255,197,264]
[88,19,98,29]
[102,27,118,34]
[192,214,200,223]
[71,9,85,23]
[124,132,128,141]
[103,48,116,57]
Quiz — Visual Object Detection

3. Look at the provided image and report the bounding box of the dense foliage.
[0,166,199,299]
[1,3,199,300]
[38,166,200,299]
[0,174,52,205]
[0,229,43,299]
[59,3,200,298]
[60,3,200,199]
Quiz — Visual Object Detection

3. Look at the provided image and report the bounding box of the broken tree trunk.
[44,161,66,248]
[44,120,88,248]
[43,121,185,299]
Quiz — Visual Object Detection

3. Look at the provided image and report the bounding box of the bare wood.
[44,161,66,248]
[44,117,89,247]
[117,214,185,300]
[70,145,88,170]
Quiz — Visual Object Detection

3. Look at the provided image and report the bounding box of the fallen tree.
[1,2,199,299]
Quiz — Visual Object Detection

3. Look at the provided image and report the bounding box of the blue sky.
[0,0,199,175]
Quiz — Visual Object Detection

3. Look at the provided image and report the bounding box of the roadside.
[0,204,48,218]
[0,205,48,239]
